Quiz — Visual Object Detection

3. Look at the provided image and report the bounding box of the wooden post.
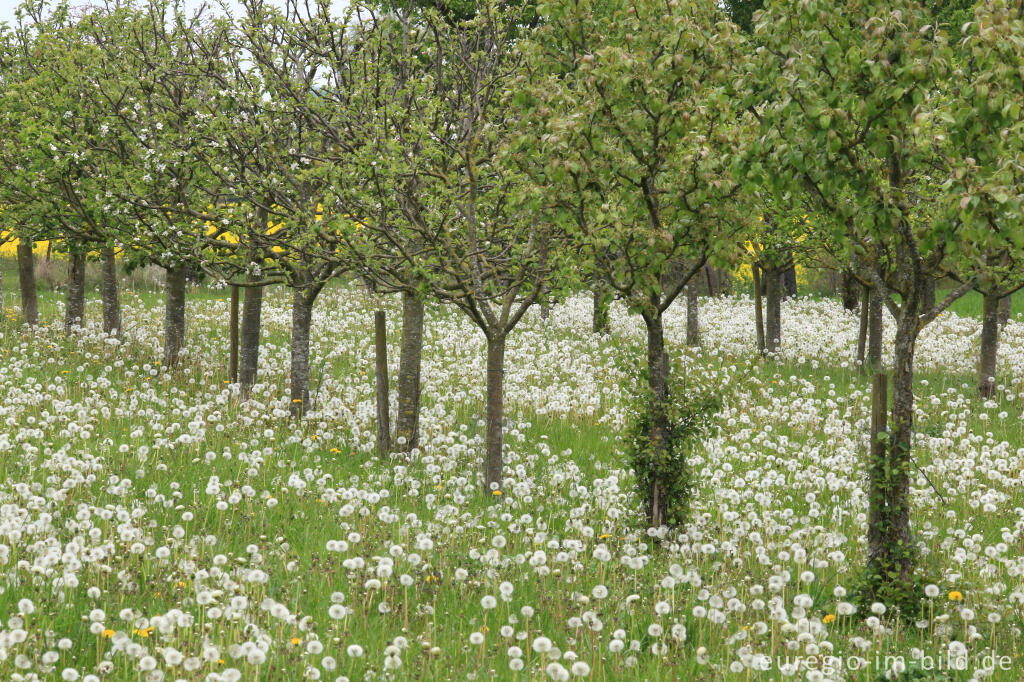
[871,372,888,462]
[229,285,240,383]
[375,310,391,457]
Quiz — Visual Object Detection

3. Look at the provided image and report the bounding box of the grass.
[0,268,1022,680]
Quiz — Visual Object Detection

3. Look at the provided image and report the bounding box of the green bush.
[625,375,720,529]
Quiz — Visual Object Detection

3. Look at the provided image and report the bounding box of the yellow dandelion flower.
[823,614,836,624]
[949,591,963,602]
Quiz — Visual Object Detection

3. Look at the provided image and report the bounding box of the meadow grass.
[0,272,1022,680]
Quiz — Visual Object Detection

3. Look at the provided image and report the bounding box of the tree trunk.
[782,257,797,298]
[229,285,240,383]
[484,334,506,493]
[643,312,670,527]
[978,291,1000,399]
[841,270,859,311]
[239,283,264,398]
[101,246,120,336]
[163,265,187,368]
[593,272,609,334]
[64,252,86,333]
[921,277,935,319]
[290,289,314,418]
[857,284,870,368]
[395,291,424,452]
[685,285,700,347]
[375,310,392,456]
[17,239,38,326]
[866,312,918,601]
[703,265,715,297]
[998,294,1011,327]
[764,268,782,354]
[753,264,765,355]
[868,287,883,371]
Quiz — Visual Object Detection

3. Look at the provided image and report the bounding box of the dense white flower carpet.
[0,289,1021,680]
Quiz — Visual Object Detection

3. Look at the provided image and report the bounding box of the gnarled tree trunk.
[239,283,264,398]
[764,267,782,354]
[101,247,120,336]
[64,252,86,333]
[978,290,1000,399]
[290,289,314,418]
[17,239,38,326]
[395,291,424,452]
[163,265,187,368]
[685,285,700,347]
[484,333,506,493]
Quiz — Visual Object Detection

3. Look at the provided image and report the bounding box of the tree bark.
[239,283,264,398]
[841,270,859,311]
[857,284,870,368]
[101,246,120,336]
[978,290,1000,399]
[998,294,1011,328]
[64,252,86,333]
[643,312,670,527]
[782,257,797,298]
[17,239,38,326]
[290,289,314,418]
[685,285,700,347]
[703,265,715,297]
[229,285,240,383]
[868,286,883,371]
[395,291,424,452]
[921,277,935,319]
[484,333,506,493]
[592,272,609,334]
[764,268,782,354]
[752,264,765,355]
[163,265,187,368]
[375,310,392,456]
[866,311,918,599]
